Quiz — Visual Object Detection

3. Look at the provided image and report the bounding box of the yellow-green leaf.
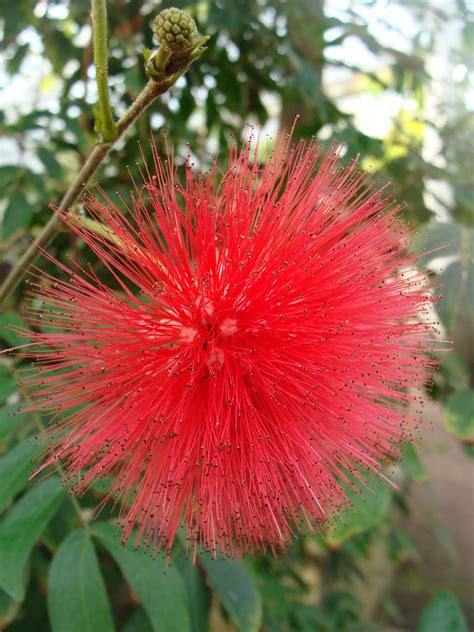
[444,389,474,440]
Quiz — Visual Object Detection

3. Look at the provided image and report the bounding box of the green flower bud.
[153,8,198,53]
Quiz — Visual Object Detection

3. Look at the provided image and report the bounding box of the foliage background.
[0,0,473,630]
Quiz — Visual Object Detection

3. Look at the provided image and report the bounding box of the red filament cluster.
[21,133,436,558]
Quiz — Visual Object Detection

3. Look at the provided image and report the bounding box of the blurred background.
[0,1,473,630]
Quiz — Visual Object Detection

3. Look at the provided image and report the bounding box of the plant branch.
[0,6,208,305]
[91,0,117,141]
[0,76,186,305]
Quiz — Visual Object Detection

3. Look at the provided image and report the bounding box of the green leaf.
[0,439,38,512]
[0,477,64,601]
[0,165,21,187]
[0,312,29,347]
[200,553,263,632]
[442,352,470,390]
[388,529,419,564]
[38,148,63,179]
[433,525,458,560]
[418,590,468,632]
[176,551,210,632]
[325,473,392,546]
[462,444,474,458]
[0,366,16,403]
[444,389,474,440]
[418,222,474,328]
[402,443,428,481]
[1,189,31,240]
[0,402,26,445]
[7,42,29,74]
[92,522,191,632]
[437,259,474,328]
[0,587,20,628]
[24,169,45,193]
[123,608,153,632]
[48,529,115,632]
[42,496,81,551]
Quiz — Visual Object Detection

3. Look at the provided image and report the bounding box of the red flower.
[22,133,435,558]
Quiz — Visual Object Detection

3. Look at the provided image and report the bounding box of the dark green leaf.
[0,402,26,445]
[418,222,474,328]
[24,169,45,192]
[444,389,474,440]
[442,352,470,390]
[0,439,38,512]
[48,529,115,632]
[176,551,210,632]
[437,259,474,328]
[0,312,29,347]
[92,522,191,632]
[325,473,392,546]
[7,43,29,74]
[38,148,63,179]
[43,28,77,76]
[0,477,64,601]
[1,189,31,239]
[402,443,428,481]
[0,366,16,403]
[0,165,21,187]
[0,587,20,628]
[433,525,458,560]
[462,444,474,458]
[123,608,153,632]
[124,66,143,96]
[388,529,419,564]
[418,590,468,632]
[200,553,263,632]
[42,495,81,551]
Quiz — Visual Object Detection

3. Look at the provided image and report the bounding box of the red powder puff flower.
[21,132,435,558]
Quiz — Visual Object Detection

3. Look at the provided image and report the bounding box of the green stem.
[0,77,178,305]
[32,411,89,530]
[91,0,117,141]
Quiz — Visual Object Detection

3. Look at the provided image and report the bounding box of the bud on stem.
[153,8,198,52]
[145,8,209,83]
